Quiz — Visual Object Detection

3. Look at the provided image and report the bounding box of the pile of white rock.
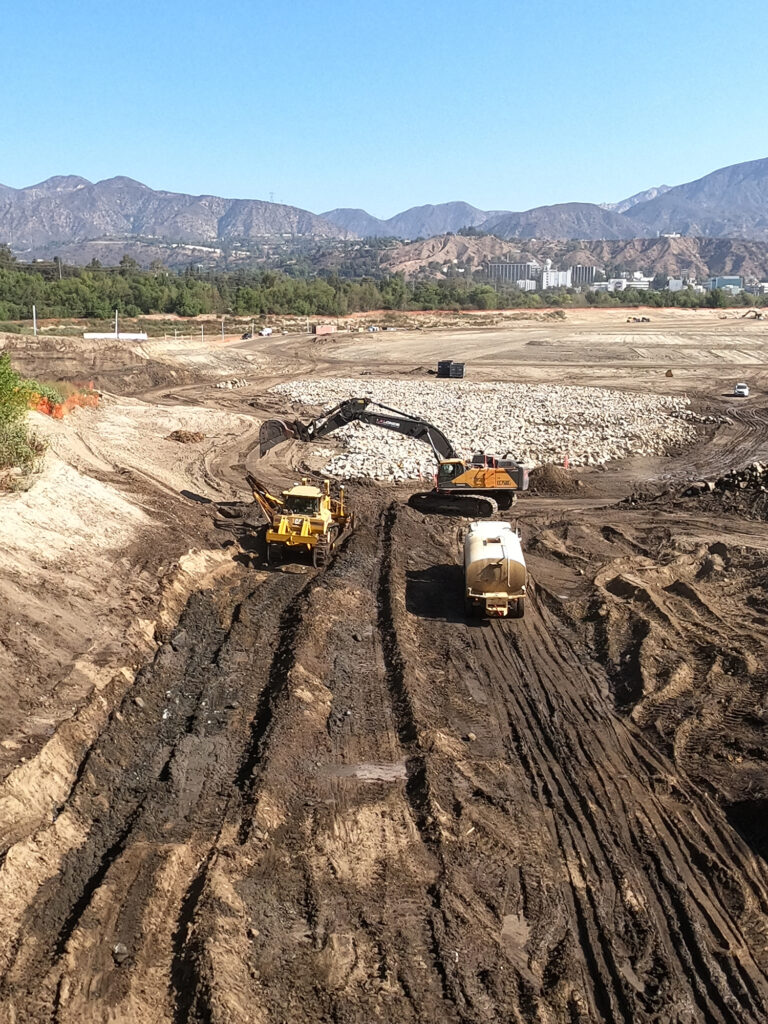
[271,378,696,482]
[216,378,248,390]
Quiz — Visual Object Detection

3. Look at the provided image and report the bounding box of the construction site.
[2,305,768,1023]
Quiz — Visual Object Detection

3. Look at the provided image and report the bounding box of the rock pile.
[271,378,697,483]
[685,463,768,497]
[671,409,732,426]
[216,378,248,390]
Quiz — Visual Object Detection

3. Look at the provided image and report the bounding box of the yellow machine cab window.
[437,460,465,484]
[284,495,321,515]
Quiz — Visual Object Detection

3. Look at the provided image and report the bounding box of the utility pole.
[32,305,37,337]
[114,309,118,337]
[221,316,225,339]
[201,324,204,343]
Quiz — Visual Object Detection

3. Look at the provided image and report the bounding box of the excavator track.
[407,492,499,517]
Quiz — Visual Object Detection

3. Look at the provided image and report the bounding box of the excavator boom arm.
[259,397,459,461]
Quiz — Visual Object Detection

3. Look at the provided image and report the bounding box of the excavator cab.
[436,459,467,485]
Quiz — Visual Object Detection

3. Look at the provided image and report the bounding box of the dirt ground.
[1,309,768,1023]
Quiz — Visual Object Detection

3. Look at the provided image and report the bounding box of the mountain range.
[0,175,347,250]
[322,157,768,241]
[2,156,768,259]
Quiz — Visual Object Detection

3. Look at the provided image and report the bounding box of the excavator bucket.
[259,419,295,457]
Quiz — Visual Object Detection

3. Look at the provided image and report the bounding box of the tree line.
[0,247,763,320]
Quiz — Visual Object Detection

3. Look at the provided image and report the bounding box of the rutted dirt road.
[2,488,768,1022]
[2,313,768,1022]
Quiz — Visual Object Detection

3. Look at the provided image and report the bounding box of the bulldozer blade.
[259,419,295,457]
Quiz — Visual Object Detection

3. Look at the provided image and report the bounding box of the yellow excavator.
[259,397,529,516]
[247,472,353,566]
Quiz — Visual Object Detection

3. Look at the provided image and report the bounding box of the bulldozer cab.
[282,486,323,516]
[437,459,467,485]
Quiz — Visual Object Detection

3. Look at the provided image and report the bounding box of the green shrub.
[0,353,28,425]
[24,380,64,404]
[0,353,49,478]
[0,420,46,471]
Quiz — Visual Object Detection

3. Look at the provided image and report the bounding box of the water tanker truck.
[464,521,527,619]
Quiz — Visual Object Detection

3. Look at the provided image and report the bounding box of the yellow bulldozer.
[248,472,353,567]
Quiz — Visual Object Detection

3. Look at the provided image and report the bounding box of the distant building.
[589,278,636,292]
[486,260,541,283]
[571,264,597,286]
[667,277,685,292]
[313,324,337,335]
[541,268,572,288]
[629,273,653,291]
[516,279,536,292]
[706,276,743,291]
[753,282,768,295]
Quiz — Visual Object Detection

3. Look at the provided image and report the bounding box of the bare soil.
[1,310,768,1022]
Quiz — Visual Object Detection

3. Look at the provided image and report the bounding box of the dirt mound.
[167,429,205,444]
[527,463,584,494]
[0,332,198,395]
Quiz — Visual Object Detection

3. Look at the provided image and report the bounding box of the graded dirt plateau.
[2,493,768,1022]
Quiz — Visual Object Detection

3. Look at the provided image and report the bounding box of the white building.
[667,277,685,292]
[516,279,536,292]
[541,268,572,288]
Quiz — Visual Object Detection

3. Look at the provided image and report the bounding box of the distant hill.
[319,208,389,237]
[626,157,768,238]
[381,233,768,282]
[480,203,642,241]
[321,201,490,239]
[600,185,671,214]
[0,176,348,250]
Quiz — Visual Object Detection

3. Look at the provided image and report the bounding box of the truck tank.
[464,521,527,618]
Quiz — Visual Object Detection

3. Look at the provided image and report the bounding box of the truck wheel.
[510,598,525,619]
[464,598,476,618]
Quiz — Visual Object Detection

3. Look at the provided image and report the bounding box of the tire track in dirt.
[0,570,310,1022]
[387,503,768,1023]
[168,519,462,1022]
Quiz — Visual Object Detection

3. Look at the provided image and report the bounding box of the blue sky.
[2,0,765,217]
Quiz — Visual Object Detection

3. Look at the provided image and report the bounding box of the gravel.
[271,378,695,482]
